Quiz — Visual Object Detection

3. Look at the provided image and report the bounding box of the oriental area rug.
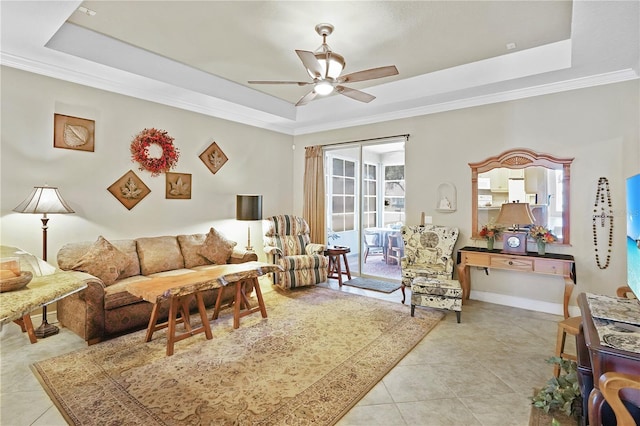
[32,286,443,426]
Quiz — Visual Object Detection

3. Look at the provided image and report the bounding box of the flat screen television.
[627,173,640,298]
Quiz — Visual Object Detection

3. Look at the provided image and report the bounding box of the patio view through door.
[324,138,406,282]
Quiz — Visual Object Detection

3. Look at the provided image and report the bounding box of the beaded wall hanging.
[592,177,614,269]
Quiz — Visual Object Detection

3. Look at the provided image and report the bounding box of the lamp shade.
[496,202,535,227]
[13,186,74,215]
[236,195,262,221]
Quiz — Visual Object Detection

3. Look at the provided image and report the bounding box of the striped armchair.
[263,215,329,289]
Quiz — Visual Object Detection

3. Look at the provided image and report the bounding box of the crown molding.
[292,69,639,135]
[2,52,636,137]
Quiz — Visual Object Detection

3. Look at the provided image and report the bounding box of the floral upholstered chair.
[400,225,462,322]
[263,215,329,289]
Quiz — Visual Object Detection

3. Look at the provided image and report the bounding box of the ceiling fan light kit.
[249,23,398,106]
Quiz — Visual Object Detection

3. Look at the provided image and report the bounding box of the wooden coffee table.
[127,261,282,356]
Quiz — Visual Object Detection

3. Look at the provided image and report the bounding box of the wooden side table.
[325,246,352,286]
[1,246,88,344]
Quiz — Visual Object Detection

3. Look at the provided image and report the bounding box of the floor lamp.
[13,185,75,338]
[236,195,262,251]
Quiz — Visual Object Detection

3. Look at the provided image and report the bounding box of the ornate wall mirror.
[470,149,573,244]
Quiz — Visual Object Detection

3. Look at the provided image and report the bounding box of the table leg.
[335,255,344,286]
[195,292,213,340]
[212,286,225,320]
[563,277,574,319]
[233,280,242,329]
[145,303,160,342]
[179,296,192,333]
[252,277,268,319]
[341,253,352,280]
[13,314,37,344]
[457,263,471,300]
[166,296,180,356]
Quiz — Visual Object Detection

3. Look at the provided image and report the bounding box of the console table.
[577,293,640,425]
[457,246,576,318]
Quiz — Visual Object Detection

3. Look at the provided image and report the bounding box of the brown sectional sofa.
[56,233,257,345]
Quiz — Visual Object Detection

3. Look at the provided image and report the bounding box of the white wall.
[0,67,294,263]
[293,80,640,316]
[2,66,638,317]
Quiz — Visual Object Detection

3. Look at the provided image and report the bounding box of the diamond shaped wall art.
[199,141,228,174]
[107,170,151,210]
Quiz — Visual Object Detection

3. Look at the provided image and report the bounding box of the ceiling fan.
[248,23,399,106]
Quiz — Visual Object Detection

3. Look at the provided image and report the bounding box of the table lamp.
[496,202,535,254]
[236,195,262,251]
[13,185,75,338]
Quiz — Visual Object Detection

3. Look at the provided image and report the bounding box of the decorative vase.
[537,240,546,255]
[487,237,495,250]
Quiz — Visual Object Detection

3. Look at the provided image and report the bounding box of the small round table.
[324,246,352,286]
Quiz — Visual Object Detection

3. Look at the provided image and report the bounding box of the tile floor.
[0,278,569,425]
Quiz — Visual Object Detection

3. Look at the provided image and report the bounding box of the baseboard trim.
[470,290,581,317]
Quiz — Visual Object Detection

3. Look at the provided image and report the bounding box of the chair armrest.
[443,258,455,274]
[229,248,258,264]
[264,245,283,258]
[305,243,326,255]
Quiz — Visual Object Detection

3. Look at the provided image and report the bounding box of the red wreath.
[130,128,179,177]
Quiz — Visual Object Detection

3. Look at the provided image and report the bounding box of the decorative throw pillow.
[197,227,237,265]
[71,236,130,285]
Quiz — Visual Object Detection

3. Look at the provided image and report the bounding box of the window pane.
[385,181,405,196]
[345,178,354,194]
[344,214,354,231]
[332,215,345,232]
[364,165,375,179]
[333,158,344,175]
[332,196,344,213]
[345,196,354,213]
[385,165,404,180]
[345,161,355,177]
[333,177,344,194]
[367,181,376,195]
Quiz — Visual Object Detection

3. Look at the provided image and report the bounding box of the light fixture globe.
[314,52,345,79]
[314,80,335,96]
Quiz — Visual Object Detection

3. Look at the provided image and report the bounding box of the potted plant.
[327,229,340,245]
[479,222,504,250]
[529,225,557,255]
[532,357,581,425]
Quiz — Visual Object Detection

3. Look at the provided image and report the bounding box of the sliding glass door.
[324,139,405,281]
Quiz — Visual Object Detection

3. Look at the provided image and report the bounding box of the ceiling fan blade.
[338,65,399,84]
[295,90,318,106]
[296,50,323,79]
[248,80,312,86]
[335,85,375,103]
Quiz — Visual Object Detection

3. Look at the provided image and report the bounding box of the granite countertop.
[1,246,90,325]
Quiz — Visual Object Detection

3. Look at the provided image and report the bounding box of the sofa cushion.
[136,236,184,275]
[198,227,236,265]
[58,239,140,279]
[71,236,131,285]
[177,234,212,268]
